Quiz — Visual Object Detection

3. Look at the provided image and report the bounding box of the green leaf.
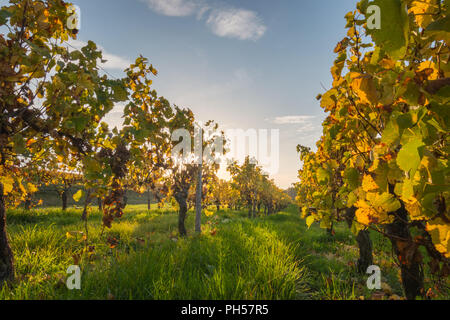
[381,117,400,145]
[435,86,450,105]
[347,192,358,207]
[425,15,450,34]
[344,167,359,189]
[396,113,413,130]
[316,168,329,184]
[319,218,332,230]
[72,116,89,132]
[396,138,425,176]
[373,162,389,192]
[0,8,13,25]
[320,89,337,109]
[113,84,128,101]
[367,0,409,60]
[375,192,401,213]
[12,133,26,154]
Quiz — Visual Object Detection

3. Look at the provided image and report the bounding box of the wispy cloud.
[67,39,131,71]
[296,123,318,133]
[142,0,203,17]
[103,102,127,129]
[140,0,267,41]
[206,8,266,41]
[273,115,316,125]
[272,115,322,141]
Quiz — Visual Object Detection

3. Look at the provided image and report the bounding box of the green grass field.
[0,204,448,300]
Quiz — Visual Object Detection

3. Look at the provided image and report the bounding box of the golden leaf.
[417,61,439,81]
[351,75,378,105]
[355,207,373,225]
[426,218,450,258]
[409,0,439,29]
[0,176,14,194]
[362,175,378,192]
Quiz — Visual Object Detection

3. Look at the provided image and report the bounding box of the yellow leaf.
[351,75,378,105]
[404,197,425,221]
[301,206,308,218]
[306,215,315,228]
[355,207,373,225]
[417,61,439,80]
[356,194,396,225]
[362,175,378,192]
[73,189,84,202]
[409,0,439,29]
[379,58,396,69]
[426,218,450,258]
[0,176,14,194]
[27,183,38,193]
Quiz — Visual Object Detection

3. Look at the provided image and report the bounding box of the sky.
[9,0,360,189]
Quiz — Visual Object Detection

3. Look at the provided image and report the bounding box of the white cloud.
[101,51,132,71]
[273,115,322,141]
[67,39,131,71]
[296,123,319,134]
[141,0,267,41]
[141,0,203,17]
[273,115,316,125]
[103,102,127,129]
[206,8,266,41]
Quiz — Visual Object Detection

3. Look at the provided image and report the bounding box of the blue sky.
[69,0,357,188]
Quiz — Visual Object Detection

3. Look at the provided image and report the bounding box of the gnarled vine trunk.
[147,190,151,211]
[345,207,373,274]
[81,190,92,221]
[195,164,202,233]
[175,191,188,237]
[386,205,424,300]
[98,197,102,211]
[61,189,68,211]
[326,222,334,236]
[0,183,14,285]
[356,229,373,273]
[123,194,128,209]
[24,196,31,211]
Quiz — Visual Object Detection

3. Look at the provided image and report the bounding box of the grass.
[1,204,448,300]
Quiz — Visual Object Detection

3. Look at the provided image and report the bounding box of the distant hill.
[25,185,158,209]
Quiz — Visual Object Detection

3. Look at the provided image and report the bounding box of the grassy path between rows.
[0,204,414,299]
